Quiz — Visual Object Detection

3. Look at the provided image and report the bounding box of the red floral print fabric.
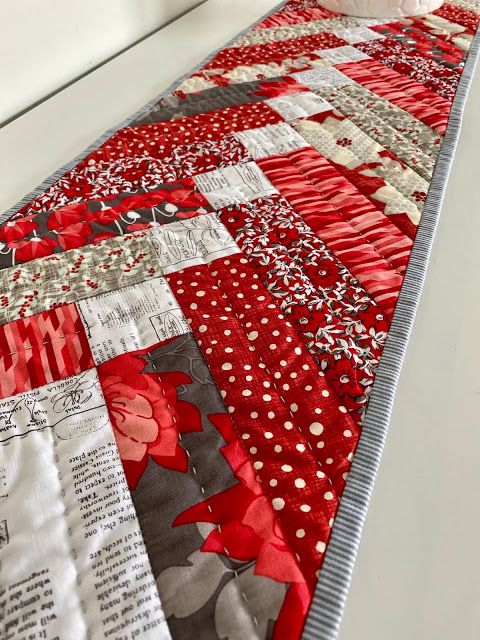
[98,345,203,489]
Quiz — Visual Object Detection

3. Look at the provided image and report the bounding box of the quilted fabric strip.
[1,1,479,639]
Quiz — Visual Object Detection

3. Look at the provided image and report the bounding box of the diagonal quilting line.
[293,114,430,214]
[292,118,421,230]
[336,59,450,133]
[287,146,413,271]
[258,147,410,275]
[218,194,387,421]
[311,84,437,182]
[257,153,402,319]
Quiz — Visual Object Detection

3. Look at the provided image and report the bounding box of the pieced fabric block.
[0,0,478,638]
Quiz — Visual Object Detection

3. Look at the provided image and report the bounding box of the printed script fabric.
[1,1,479,638]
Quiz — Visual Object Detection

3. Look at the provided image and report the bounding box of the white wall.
[0,0,202,124]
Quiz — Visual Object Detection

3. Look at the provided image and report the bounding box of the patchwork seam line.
[148,351,265,636]
[0,2,478,639]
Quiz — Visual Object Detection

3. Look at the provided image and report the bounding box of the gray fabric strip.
[302,25,480,640]
[131,78,272,125]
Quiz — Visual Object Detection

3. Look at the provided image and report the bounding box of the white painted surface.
[0,0,201,123]
[0,1,479,638]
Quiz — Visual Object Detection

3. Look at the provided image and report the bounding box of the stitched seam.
[315,87,434,181]
[3,330,84,357]
[260,152,405,277]
[167,267,339,574]
[286,149,410,275]
[148,354,262,636]
[342,83,442,154]
[292,120,423,220]
[222,198,384,371]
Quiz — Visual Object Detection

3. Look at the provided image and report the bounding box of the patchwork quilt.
[1,1,479,638]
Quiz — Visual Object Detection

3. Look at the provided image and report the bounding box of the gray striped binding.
[2,3,479,639]
[302,22,480,640]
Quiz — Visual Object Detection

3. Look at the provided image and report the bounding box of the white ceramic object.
[317,0,444,17]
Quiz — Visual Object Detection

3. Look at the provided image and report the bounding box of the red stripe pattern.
[0,304,93,398]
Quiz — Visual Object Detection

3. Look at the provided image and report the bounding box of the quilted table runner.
[1,1,479,638]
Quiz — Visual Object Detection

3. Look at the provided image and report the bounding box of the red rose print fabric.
[1,0,478,638]
[98,344,203,489]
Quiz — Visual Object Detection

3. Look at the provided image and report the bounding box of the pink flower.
[98,348,202,488]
